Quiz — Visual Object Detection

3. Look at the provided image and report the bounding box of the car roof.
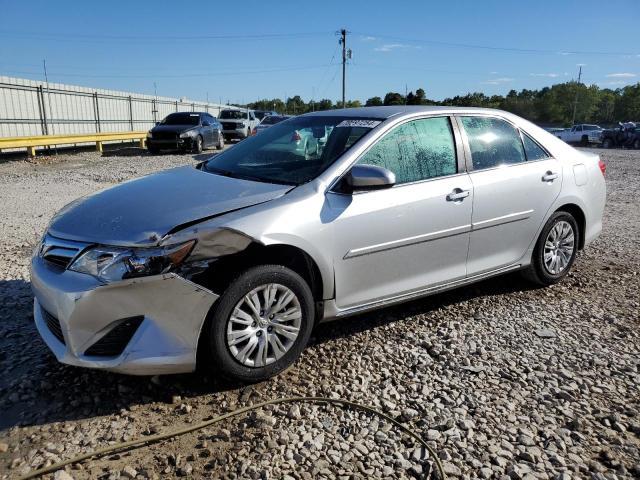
[302,105,516,119]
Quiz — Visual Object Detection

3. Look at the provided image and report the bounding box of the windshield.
[161,113,200,126]
[583,125,601,131]
[220,110,248,120]
[203,116,381,185]
[260,115,286,125]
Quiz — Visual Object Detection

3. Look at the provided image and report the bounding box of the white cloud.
[530,73,560,78]
[482,77,514,85]
[606,73,636,78]
[373,43,420,52]
[360,36,376,42]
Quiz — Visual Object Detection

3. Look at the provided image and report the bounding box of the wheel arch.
[193,241,325,371]
[554,203,586,250]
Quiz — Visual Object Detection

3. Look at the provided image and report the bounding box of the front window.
[160,113,200,126]
[355,117,458,184]
[220,110,249,120]
[203,116,380,185]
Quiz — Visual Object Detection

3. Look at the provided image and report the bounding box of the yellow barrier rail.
[0,131,147,157]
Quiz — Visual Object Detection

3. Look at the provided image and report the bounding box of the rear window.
[460,116,526,170]
[261,116,286,125]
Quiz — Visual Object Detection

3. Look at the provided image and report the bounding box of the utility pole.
[571,65,582,126]
[340,29,346,108]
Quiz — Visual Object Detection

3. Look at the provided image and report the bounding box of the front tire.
[206,265,315,382]
[193,135,203,154]
[216,131,224,150]
[523,211,579,286]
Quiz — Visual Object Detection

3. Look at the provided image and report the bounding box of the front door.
[327,116,473,310]
[457,115,562,275]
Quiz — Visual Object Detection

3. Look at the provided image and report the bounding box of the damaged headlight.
[69,240,195,282]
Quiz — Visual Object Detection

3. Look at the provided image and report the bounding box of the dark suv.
[146,112,224,154]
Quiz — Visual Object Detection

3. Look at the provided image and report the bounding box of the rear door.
[457,115,562,275]
[328,116,473,309]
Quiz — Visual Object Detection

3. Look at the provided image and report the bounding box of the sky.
[1,0,638,105]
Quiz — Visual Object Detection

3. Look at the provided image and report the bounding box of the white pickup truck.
[555,124,602,146]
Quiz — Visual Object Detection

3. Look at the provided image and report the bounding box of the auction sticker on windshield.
[336,119,381,128]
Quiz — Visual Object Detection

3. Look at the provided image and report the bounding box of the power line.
[353,31,638,57]
[0,30,332,43]
[2,64,333,79]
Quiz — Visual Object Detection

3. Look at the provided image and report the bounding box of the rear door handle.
[446,188,470,202]
[542,171,559,182]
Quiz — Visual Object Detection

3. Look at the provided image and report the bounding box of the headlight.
[69,240,195,282]
[180,131,195,138]
[237,123,245,128]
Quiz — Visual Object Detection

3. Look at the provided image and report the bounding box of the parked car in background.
[252,115,290,135]
[555,124,602,146]
[544,127,566,134]
[31,106,606,382]
[219,109,260,141]
[146,112,223,154]
[601,122,640,149]
[254,110,279,121]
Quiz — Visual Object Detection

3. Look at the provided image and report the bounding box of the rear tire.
[634,138,640,150]
[206,265,315,383]
[580,135,588,146]
[602,138,613,149]
[147,147,160,155]
[523,211,579,286]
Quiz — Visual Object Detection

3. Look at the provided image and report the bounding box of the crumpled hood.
[48,166,292,246]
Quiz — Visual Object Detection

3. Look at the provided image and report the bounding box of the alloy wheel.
[543,220,575,275]
[226,283,302,367]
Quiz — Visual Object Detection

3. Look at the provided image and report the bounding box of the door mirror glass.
[345,164,396,192]
[202,121,211,127]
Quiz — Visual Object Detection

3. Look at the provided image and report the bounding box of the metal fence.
[0,76,235,138]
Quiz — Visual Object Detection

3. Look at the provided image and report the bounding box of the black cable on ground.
[17,396,446,480]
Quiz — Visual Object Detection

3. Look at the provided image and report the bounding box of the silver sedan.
[31,106,606,381]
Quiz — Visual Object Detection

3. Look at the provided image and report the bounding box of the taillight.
[290,131,302,143]
[598,159,606,176]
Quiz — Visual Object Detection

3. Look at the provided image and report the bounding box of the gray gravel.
[0,146,639,479]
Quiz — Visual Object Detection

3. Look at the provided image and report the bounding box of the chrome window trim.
[327,114,464,194]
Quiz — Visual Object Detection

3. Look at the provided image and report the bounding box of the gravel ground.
[0,146,638,480]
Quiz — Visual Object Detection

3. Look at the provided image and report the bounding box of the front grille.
[84,316,144,357]
[39,234,87,269]
[42,308,65,345]
[221,122,238,130]
[153,131,178,140]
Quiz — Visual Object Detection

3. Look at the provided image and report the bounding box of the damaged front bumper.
[30,255,218,375]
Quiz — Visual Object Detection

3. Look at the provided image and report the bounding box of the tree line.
[247,82,640,127]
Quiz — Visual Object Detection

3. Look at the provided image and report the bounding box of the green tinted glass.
[357,117,457,184]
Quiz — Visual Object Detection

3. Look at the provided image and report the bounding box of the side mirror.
[344,164,395,192]
[202,121,211,127]
[155,122,160,126]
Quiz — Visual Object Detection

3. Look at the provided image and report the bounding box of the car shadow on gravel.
[0,272,540,430]
[311,271,541,345]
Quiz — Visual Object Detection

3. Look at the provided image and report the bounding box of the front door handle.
[446,188,470,202]
[542,171,559,182]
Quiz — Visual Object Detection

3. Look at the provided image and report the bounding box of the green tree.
[383,92,405,105]
[365,96,383,106]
